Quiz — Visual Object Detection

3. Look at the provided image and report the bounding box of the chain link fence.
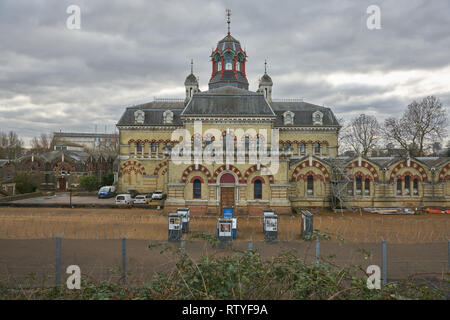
[0,209,448,289]
[0,238,448,289]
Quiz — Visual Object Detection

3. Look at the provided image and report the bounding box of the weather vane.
[226,9,231,35]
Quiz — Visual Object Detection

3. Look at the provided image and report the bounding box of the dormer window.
[312,111,323,125]
[283,111,295,125]
[134,110,145,124]
[163,110,173,124]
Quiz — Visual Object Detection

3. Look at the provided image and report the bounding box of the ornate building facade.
[116,22,450,215]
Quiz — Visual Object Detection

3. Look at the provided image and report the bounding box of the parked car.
[115,194,133,205]
[98,186,116,199]
[151,190,164,200]
[127,189,139,198]
[133,194,150,204]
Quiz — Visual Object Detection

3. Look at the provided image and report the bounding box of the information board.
[168,216,181,230]
[218,221,232,237]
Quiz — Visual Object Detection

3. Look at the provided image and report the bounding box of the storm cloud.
[0,0,449,145]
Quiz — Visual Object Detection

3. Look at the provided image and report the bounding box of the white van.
[98,185,117,198]
[115,193,133,205]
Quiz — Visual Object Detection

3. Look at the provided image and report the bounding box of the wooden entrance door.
[220,187,235,211]
[58,178,66,191]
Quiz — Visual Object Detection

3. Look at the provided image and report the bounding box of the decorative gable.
[163,110,174,124]
[312,111,323,125]
[283,111,295,125]
[134,110,145,124]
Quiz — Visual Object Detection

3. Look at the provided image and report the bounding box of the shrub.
[79,175,99,192]
[0,247,446,300]
[15,173,37,194]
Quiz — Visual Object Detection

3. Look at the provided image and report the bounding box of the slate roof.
[272,102,340,126]
[208,70,249,90]
[16,150,116,164]
[291,155,450,170]
[181,86,275,117]
[216,34,242,51]
[184,73,198,85]
[117,101,185,126]
[259,73,273,85]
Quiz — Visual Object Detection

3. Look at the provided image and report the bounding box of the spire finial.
[264,59,267,74]
[190,59,194,74]
[226,9,231,35]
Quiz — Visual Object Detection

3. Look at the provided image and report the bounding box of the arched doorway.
[220,173,236,212]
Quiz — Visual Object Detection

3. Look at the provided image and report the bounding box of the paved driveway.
[12,193,116,205]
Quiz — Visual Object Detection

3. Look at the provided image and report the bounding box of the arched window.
[193,179,201,199]
[314,143,321,154]
[236,61,240,71]
[404,175,410,195]
[355,176,362,195]
[285,113,292,122]
[136,142,143,152]
[224,52,233,70]
[413,178,419,195]
[217,61,222,71]
[151,142,158,153]
[348,181,353,196]
[396,179,402,195]
[307,175,314,195]
[254,179,262,199]
[299,143,306,155]
[364,178,370,195]
[245,136,250,152]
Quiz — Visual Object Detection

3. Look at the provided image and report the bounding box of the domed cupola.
[208,9,249,90]
[258,60,273,102]
[185,59,199,102]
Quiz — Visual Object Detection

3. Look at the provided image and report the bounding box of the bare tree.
[31,133,55,153]
[0,131,24,160]
[341,114,380,157]
[383,96,448,156]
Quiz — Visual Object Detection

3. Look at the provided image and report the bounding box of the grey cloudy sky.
[1,0,449,146]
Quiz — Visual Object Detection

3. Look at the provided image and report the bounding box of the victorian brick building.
[116,18,450,214]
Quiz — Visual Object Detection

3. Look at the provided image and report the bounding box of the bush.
[15,173,37,194]
[79,176,99,192]
[0,247,447,300]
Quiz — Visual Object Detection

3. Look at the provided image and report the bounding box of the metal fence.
[0,210,449,289]
[0,238,448,288]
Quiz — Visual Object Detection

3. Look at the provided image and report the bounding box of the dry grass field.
[0,207,448,243]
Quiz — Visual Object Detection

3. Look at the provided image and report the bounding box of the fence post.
[181,239,185,258]
[382,240,387,285]
[122,238,126,285]
[56,237,61,285]
[315,239,320,263]
[248,240,253,252]
[448,240,450,272]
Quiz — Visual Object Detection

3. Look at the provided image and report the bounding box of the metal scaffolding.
[329,158,353,212]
